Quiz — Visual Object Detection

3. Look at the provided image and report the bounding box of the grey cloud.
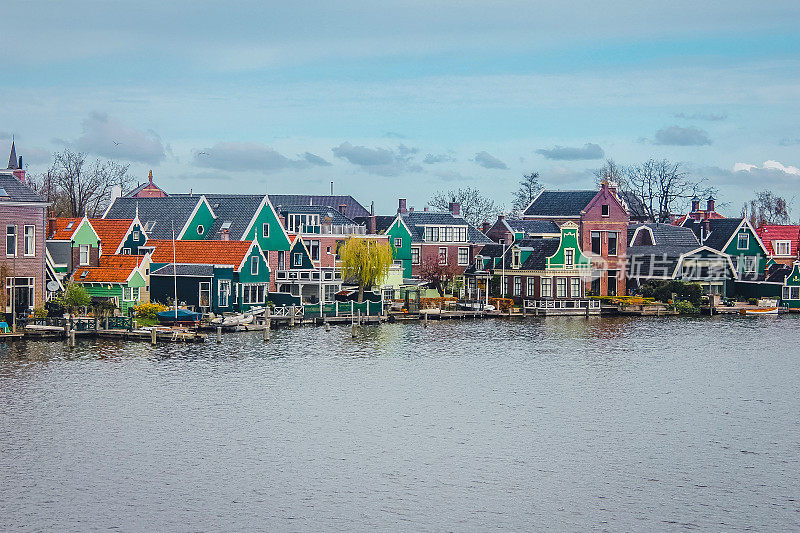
[331,141,421,176]
[72,112,167,164]
[21,147,52,165]
[424,152,456,164]
[194,141,310,172]
[536,143,604,161]
[473,151,508,170]
[674,112,727,121]
[653,125,712,146]
[301,152,332,166]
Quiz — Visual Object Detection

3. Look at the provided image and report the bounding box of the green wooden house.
[781,262,800,309]
[71,255,150,315]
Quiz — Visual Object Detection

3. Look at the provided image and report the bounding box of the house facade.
[780,262,800,309]
[756,225,800,267]
[71,255,150,315]
[1,166,49,316]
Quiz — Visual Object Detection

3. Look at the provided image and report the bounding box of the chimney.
[398,198,408,214]
[338,203,347,216]
[423,207,429,212]
[498,214,505,221]
[110,185,122,205]
[409,207,414,212]
[449,202,461,216]
[368,201,377,234]
[481,220,491,233]
[220,228,230,241]
[691,196,700,213]
[48,218,56,239]
[706,195,715,213]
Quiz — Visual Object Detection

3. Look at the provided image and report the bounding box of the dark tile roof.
[628,223,700,247]
[684,218,743,251]
[151,264,215,277]
[202,194,265,241]
[523,190,598,217]
[352,215,396,234]
[766,265,792,283]
[268,195,369,219]
[620,191,650,221]
[278,204,358,226]
[104,196,199,239]
[400,211,493,244]
[504,219,561,235]
[520,239,561,270]
[0,172,47,203]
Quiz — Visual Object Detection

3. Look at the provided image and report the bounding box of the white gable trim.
[521,188,545,217]
[176,195,216,240]
[239,195,292,249]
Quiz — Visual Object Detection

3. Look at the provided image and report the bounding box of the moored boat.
[157,309,203,326]
[739,307,779,316]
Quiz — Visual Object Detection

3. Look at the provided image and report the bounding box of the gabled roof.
[523,190,598,218]
[503,219,561,236]
[103,196,200,239]
[400,211,493,244]
[48,218,84,240]
[91,219,137,254]
[352,215,396,234]
[146,239,256,268]
[8,141,18,169]
[268,194,369,219]
[757,225,800,256]
[0,172,47,203]
[519,239,561,270]
[188,194,265,241]
[71,255,145,283]
[278,204,359,226]
[628,223,700,248]
[683,218,746,251]
[151,264,214,277]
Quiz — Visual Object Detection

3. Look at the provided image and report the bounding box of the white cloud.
[734,160,800,176]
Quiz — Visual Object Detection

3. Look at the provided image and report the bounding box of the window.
[444,227,453,242]
[242,284,266,304]
[277,250,286,270]
[541,277,552,298]
[219,280,231,307]
[394,237,403,248]
[514,277,521,296]
[196,224,205,235]
[570,278,581,298]
[293,252,302,266]
[79,244,90,266]
[774,240,791,256]
[565,249,574,268]
[608,232,618,256]
[6,226,16,257]
[745,256,757,273]
[324,284,337,302]
[527,277,536,296]
[23,225,35,257]
[411,247,421,265]
[133,230,140,241]
[144,220,156,232]
[122,248,131,255]
[512,249,521,268]
[591,231,601,255]
[556,277,567,298]
[251,255,259,275]
[591,276,601,296]
[199,282,211,308]
[792,287,800,300]
[601,204,610,217]
[438,247,447,265]
[737,233,749,250]
[456,227,467,242]
[123,287,134,301]
[782,286,790,300]
[232,283,238,304]
[608,270,618,296]
[307,240,320,261]
[262,223,270,238]
[458,247,469,266]
[5,277,35,311]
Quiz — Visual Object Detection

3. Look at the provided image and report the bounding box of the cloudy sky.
[2,0,799,215]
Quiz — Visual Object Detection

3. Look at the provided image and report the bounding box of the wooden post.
[424,310,428,328]
[68,328,76,347]
[104,317,109,330]
[264,308,271,341]
[151,328,157,346]
[585,301,589,318]
[522,302,527,317]
[290,305,295,327]
[216,326,222,343]
[350,301,354,316]
[325,321,330,332]
[335,301,339,317]
[358,309,362,326]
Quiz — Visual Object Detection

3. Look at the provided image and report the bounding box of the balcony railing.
[297,224,366,235]
[523,299,601,310]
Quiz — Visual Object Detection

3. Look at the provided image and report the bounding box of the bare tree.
[741,190,791,227]
[510,172,543,216]
[418,257,459,297]
[429,187,499,227]
[623,159,713,223]
[29,149,133,217]
[593,158,627,189]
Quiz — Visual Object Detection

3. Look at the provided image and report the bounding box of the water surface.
[1,316,798,531]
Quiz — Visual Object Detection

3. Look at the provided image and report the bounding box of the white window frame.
[411,247,421,265]
[23,225,35,257]
[745,256,757,273]
[133,230,140,241]
[570,277,581,298]
[608,232,618,256]
[601,204,610,217]
[791,286,800,300]
[774,240,791,257]
[262,223,270,238]
[394,237,403,248]
[122,286,134,301]
[251,255,259,275]
[438,247,447,265]
[79,244,90,266]
[458,247,469,266]
[513,276,521,296]
[198,281,211,308]
[242,283,266,304]
[6,225,16,257]
[527,277,536,296]
[122,248,131,255]
[556,277,567,298]
[541,277,552,298]
[565,248,574,268]
[737,233,749,250]
[293,252,303,267]
[218,279,231,307]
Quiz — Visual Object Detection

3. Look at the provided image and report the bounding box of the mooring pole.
[68,328,76,347]
[216,326,222,344]
[264,308,271,341]
[290,305,295,327]
[424,310,428,328]
[151,328,157,346]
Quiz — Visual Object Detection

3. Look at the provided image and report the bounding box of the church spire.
[7,140,18,170]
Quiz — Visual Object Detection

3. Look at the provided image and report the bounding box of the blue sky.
[2,0,799,215]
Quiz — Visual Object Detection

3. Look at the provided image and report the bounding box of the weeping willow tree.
[339,238,394,302]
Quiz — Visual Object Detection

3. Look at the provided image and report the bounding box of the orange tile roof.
[757,225,800,256]
[72,255,145,283]
[49,218,83,240]
[147,240,255,267]
[675,212,725,226]
[89,218,135,254]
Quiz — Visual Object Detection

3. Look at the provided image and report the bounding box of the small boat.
[157,309,203,326]
[740,307,779,316]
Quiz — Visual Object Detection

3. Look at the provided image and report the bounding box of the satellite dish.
[46,281,60,292]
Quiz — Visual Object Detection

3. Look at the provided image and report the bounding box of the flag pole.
[172,221,178,320]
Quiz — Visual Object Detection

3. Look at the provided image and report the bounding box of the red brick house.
[522,182,630,296]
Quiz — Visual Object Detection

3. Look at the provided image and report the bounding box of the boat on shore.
[157,309,203,326]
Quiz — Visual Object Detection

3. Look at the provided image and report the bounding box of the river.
[1,316,798,532]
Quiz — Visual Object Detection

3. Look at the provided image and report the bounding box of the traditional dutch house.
[780,261,800,309]
[145,239,269,313]
[71,255,150,315]
[125,170,169,198]
[1,147,49,317]
[484,216,560,244]
[522,182,629,296]
[756,225,800,267]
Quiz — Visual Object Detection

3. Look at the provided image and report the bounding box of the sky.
[2,0,799,216]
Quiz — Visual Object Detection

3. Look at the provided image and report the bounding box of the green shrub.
[748,298,758,305]
[33,307,48,318]
[134,302,168,319]
[638,280,703,305]
[674,300,700,315]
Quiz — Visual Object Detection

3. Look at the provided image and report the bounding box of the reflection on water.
[1,316,799,532]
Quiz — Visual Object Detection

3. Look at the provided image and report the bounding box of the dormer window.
[144,221,157,232]
[512,249,521,268]
[65,221,74,231]
[601,204,610,217]
[565,249,574,268]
